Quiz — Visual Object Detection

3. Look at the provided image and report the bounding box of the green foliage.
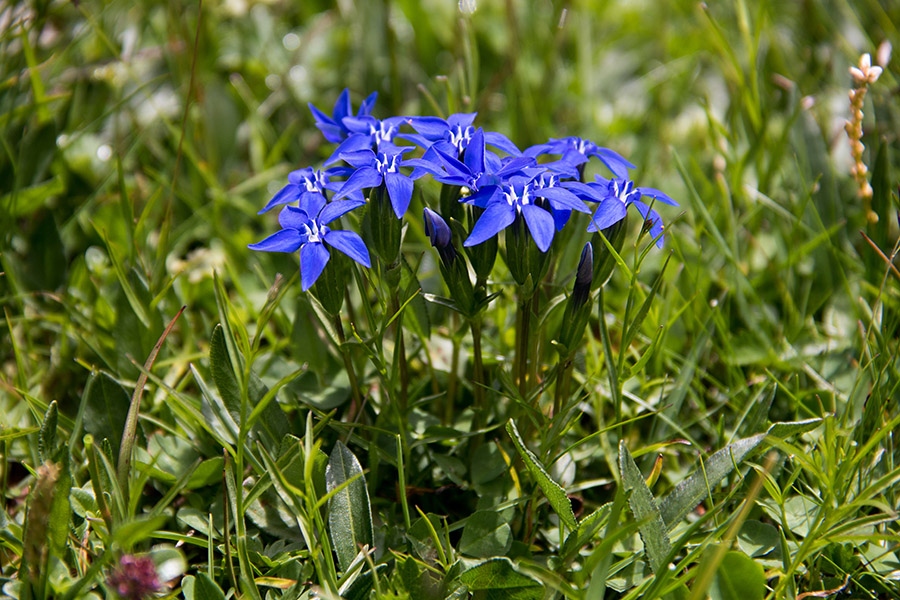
[2,0,899,598]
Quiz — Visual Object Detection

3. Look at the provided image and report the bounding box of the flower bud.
[424,208,457,267]
[557,243,594,354]
[424,208,475,314]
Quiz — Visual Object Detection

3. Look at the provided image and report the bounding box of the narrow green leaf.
[506,420,577,530]
[400,254,431,339]
[47,458,72,558]
[658,418,822,528]
[459,510,512,558]
[458,558,542,600]
[98,228,152,329]
[38,401,58,462]
[83,373,130,457]
[326,441,374,572]
[618,441,671,573]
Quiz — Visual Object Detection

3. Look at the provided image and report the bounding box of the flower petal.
[300,241,330,291]
[319,198,366,224]
[630,199,666,247]
[334,167,382,200]
[484,131,521,156]
[359,91,378,116]
[408,116,450,139]
[339,149,377,169]
[447,112,477,129]
[258,184,302,214]
[248,228,305,253]
[521,204,555,252]
[464,201,515,247]
[635,186,678,207]
[384,172,413,218]
[332,88,352,123]
[533,187,591,213]
[464,128,485,174]
[297,191,326,218]
[586,199,627,232]
[324,230,371,267]
[278,205,310,230]
[325,135,374,166]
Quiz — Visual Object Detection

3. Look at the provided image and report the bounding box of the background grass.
[1,0,899,598]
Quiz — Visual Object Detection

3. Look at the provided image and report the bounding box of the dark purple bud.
[572,243,593,309]
[424,207,457,266]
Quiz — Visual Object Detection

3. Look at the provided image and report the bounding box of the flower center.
[448,124,474,153]
[610,178,639,203]
[370,121,396,146]
[304,170,328,193]
[303,220,329,243]
[505,184,531,212]
[375,152,399,175]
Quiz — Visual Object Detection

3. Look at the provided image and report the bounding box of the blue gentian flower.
[525,136,634,178]
[308,89,378,143]
[403,113,521,157]
[584,176,678,248]
[249,196,370,291]
[333,146,419,219]
[324,115,409,166]
[463,176,590,253]
[413,129,534,192]
[257,166,361,214]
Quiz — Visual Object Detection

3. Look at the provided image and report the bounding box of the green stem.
[598,288,622,427]
[553,353,574,419]
[390,292,408,412]
[470,317,486,428]
[446,325,460,426]
[334,314,362,412]
[515,291,533,397]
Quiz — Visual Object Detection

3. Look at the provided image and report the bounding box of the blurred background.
[1,0,899,437]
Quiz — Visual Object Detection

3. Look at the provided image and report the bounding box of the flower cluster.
[250,89,678,291]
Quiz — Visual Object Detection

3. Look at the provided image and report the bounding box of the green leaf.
[658,418,822,529]
[343,564,390,600]
[737,520,780,558]
[618,441,671,573]
[325,441,373,572]
[459,510,512,558]
[505,420,577,531]
[708,550,765,600]
[400,254,431,339]
[183,573,226,600]
[112,515,168,551]
[209,324,288,445]
[83,372,130,457]
[458,558,542,600]
[39,401,58,462]
[47,458,72,558]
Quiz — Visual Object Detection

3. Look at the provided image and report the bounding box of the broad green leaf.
[658,418,822,528]
[326,441,374,572]
[183,573,226,600]
[112,515,168,550]
[506,420,577,530]
[458,558,542,600]
[708,550,765,600]
[83,372,130,457]
[618,441,670,573]
[737,520,780,558]
[561,503,610,560]
[343,564,390,600]
[459,510,512,558]
[39,401,58,462]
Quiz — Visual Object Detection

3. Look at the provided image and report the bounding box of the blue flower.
[257,166,362,214]
[333,146,419,218]
[308,88,378,144]
[249,196,370,291]
[404,113,519,155]
[463,176,590,253]
[525,136,634,179]
[423,207,456,265]
[583,176,678,248]
[324,115,409,166]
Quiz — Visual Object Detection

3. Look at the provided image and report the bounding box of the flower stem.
[515,291,532,397]
[445,316,460,425]
[470,317,486,427]
[553,352,574,418]
[333,313,362,411]
[390,292,409,412]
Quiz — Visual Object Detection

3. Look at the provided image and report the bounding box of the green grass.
[1,0,899,598]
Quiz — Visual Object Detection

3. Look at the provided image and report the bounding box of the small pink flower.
[107,555,160,600]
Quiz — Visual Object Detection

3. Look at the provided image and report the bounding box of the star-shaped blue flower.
[403,113,521,158]
[324,115,409,166]
[463,175,590,253]
[249,196,370,291]
[257,166,361,214]
[308,88,378,144]
[582,176,678,248]
[525,136,634,178]
[333,146,419,218]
